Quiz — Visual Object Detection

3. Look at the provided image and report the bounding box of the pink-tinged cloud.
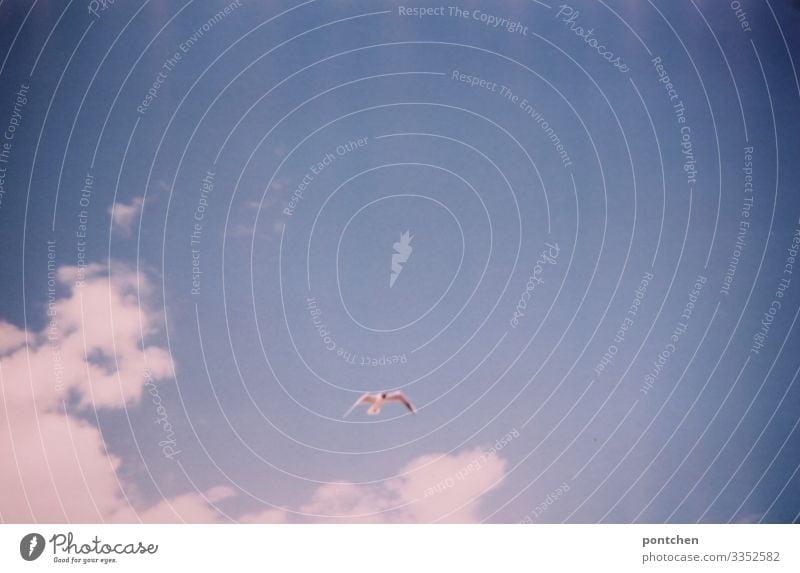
[0,397,125,522]
[0,262,177,522]
[0,321,26,356]
[2,263,173,411]
[298,447,508,523]
[238,507,289,524]
[0,261,506,524]
[0,261,292,524]
[109,486,240,523]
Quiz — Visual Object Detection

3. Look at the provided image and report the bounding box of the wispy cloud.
[109,197,145,238]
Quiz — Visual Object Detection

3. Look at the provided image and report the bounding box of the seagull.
[343,391,416,417]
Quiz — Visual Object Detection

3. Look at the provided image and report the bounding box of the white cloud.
[238,507,289,524]
[109,197,145,237]
[0,260,506,523]
[0,262,176,522]
[0,321,26,356]
[0,261,293,524]
[109,486,239,523]
[297,447,508,523]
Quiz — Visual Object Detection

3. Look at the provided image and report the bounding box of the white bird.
[343,391,416,417]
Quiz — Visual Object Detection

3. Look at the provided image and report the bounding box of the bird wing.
[343,393,373,417]
[386,392,416,414]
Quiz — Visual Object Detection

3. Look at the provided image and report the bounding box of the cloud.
[297,447,508,523]
[109,197,145,237]
[0,262,176,522]
[733,513,763,524]
[0,321,26,355]
[0,394,126,522]
[0,260,294,524]
[0,261,173,410]
[0,260,505,523]
[238,507,289,524]
[108,486,240,524]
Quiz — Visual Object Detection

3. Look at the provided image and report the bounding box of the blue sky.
[1,0,800,523]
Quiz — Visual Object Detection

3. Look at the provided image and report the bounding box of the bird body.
[343,391,416,417]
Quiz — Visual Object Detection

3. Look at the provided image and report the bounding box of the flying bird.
[343,391,416,417]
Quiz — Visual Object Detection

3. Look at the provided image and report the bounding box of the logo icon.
[390,231,413,288]
[20,533,45,561]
